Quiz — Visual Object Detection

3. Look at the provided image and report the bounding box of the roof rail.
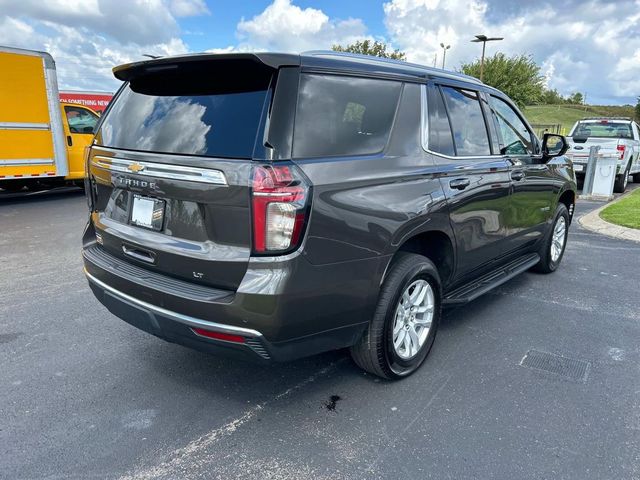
[303,50,483,85]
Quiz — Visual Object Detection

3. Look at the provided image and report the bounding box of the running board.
[443,253,540,306]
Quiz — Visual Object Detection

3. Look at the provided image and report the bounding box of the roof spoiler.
[580,117,633,121]
[113,53,300,82]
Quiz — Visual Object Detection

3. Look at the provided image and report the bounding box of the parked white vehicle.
[566,117,640,193]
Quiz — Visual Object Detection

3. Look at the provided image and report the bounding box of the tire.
[633,172,640,184]
[613,164,630,193]
[350,253,441,380]
[1,181,26,193]
[531,203,569,274]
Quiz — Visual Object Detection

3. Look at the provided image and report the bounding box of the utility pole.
[440,43,450,69]
[433,53,437,68]
[471,34,503,82]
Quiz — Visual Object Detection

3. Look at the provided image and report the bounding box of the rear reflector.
[192,328,245,343]
[617,144,625,160]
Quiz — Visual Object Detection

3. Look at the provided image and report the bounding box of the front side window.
[293,74,401,158]
[489,96,533,155]
[440,87,491,156]
[65,106,99,134]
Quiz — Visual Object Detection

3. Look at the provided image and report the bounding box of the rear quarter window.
[293,74,401,158]
[426,84,455,156]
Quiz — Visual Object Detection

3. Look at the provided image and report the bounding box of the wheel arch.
[557,188,576,222]
[383,229,456,288]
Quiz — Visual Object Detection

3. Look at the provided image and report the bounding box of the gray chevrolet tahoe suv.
[83,51,576,379]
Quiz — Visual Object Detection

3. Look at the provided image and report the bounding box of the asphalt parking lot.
[1,187,639,480]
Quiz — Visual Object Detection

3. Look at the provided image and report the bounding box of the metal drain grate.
[520,350,590,382]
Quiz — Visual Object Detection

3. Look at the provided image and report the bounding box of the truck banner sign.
[59,91,113,115]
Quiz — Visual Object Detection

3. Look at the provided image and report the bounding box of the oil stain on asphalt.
[325,395,342,412]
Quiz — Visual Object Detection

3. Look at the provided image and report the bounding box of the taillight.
[617,144,625,160]
[251,164,310,254]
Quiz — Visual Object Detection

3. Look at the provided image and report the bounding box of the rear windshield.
[573,121,633,139]
[96,69,270,159]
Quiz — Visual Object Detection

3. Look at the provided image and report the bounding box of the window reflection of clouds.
[102,90,210,155]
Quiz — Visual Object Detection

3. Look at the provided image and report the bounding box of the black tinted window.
[293,74,401,158]
[426,84,455,156]
[97,82,268,159]
[440,87,491,156]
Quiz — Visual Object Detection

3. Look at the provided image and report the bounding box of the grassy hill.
[523,104,636,135]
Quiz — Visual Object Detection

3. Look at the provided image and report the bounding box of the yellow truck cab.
[0,46,100,192]
[59,102,100,182]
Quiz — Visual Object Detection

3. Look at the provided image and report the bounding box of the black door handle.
[67,135,73,147]
[449,178,471,190]
[511,170,525,181]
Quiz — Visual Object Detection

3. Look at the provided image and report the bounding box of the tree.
[635,97,640,122]
[332,40,406,61]
[567,92,584,105]
[540,88,565,105]
[460,53,544,108]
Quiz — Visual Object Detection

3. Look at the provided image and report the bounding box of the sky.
[1,0,639,105]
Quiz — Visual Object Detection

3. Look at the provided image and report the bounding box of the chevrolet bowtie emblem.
[127,162,145,173]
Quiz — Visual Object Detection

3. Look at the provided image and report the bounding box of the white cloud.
[0,0,200,91]
[383,0,640,103]
[2,0,637,104]
[169,0,210,17]
[0,0,181,45]
[237,0,368,52]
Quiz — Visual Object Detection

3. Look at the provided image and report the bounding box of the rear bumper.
[86,270,275,361]
[570,158,624,176]
[83,240,382,362]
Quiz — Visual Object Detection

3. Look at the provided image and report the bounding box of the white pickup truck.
[566,117,640,193]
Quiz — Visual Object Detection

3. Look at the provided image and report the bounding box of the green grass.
[523,105,636,135]
[600,189,640,229]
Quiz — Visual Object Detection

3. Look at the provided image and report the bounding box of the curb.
[578,189,640,243]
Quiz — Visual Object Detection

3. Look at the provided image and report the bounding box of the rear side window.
[96,74,270,159]
[440,87,491,156]
[293,74,401,158]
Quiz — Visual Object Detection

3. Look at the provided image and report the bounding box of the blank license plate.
[573,164,584,172]
[130,195,165,231]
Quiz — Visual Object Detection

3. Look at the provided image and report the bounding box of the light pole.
[440,43,450,70]
[471,34,503,82]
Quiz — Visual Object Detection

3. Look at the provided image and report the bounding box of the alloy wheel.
[392,279,434,360]
[550,216,567,263]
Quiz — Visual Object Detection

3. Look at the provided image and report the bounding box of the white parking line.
[118,360,345,480]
